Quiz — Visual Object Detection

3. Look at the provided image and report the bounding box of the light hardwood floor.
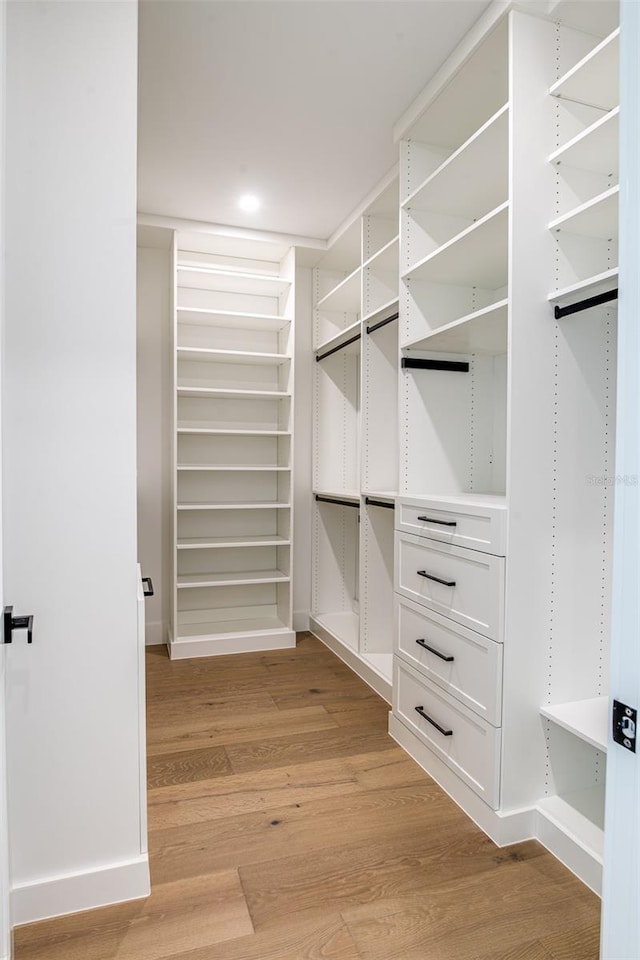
[14,633,600,959]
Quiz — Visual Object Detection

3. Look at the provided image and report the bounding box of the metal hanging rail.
[315,332,361,362]
[365,497,395,510]
[401,357,470,373]
[366,312,399,335]
[315,494,360,509]
[554,288,618,320]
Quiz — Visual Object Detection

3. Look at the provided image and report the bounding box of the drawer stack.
[392,496,507,809]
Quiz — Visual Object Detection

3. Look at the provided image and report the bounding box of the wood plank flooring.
[14,633,601,960]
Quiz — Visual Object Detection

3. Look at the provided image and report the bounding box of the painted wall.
[3,0,147,923]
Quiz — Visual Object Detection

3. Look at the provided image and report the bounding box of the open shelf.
[177,423,290,436]
[403,104,509,219]
[363,235,399,272]
[177,307,289,331]
[364,297,399,329]
[176,386,290,400]
[403,299,508,356]
[541,697,608,752]
[361,651,393,682]
[407,492,508,509]
[313,611,360,651]
[177,501,290,511]
[362,490,396,503]
[177,464,289,472]
[177,265,291,297]
[549,268,619,308]
[550,107,619,177]
[315,320,362,361]
[176,614,290,641]
[316,266,361,313]
[549,185,618,239]
[549,28,619,112]
[177,569,290,589]
[178,535,290,550]
[537,787,605,861]
[403,202,508,288]
[547,0,618,39]
[176,347,289,366]
[314,489,360,504]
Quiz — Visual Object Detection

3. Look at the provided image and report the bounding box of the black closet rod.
[315,332,361,362]
[365,497,395,510]
[401,357,469,373]
[366,312,399,335]
[315,494,360,509]
[554,288,618,320]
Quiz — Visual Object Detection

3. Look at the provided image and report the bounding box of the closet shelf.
[407,492,508,510]
[314,320,362,360]
[176,385,290,400]
[177,307,289,332]
[177,501,291,511]
[547,0,618,38]
[536,788,604,862]
[540,697,608,752]
[177,569,290,588]
[361,651,393,683]
[313,611,360,651]
[363,297,399,328]
[176,615,290,641]
[316,265,361,313]
[178,535,291,550]
[176,347,290,366]
[549,185,618,240]
[177,265,291,297]
[314,489,360,504]
[403,103,509,220]
[548,269,619,309]
[363,235,399,273]
[362,490,396,503]
[549,107,619,177]
[176,464,290,472]
[177,424,290,436]
[549,28,619,112]
[402,298,508,356]
[402,201,508,289]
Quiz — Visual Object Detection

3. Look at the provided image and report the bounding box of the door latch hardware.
[2,606,34,644]
[142,576,154,598]
[613,700,637,752]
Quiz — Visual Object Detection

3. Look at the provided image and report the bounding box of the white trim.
[137,212,326,252]
[310,617,392,704]
[144,620,166,646]
[11,854,150,927]
[535,806,602,896]
[293,610,310,632]
[168,631,296,660]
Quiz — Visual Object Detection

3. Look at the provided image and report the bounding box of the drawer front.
[395,533,505,641]
[396,596,502,725]
[396,498,507,557]
[394,659,501,809]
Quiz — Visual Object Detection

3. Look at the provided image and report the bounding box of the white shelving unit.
[170,231,296,658]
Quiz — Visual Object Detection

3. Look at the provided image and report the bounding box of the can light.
[238,194,261,212]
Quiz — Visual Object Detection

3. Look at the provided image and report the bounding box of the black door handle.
[417,516,457,527]
[416,638,454,662]
[3,606,34,644]
[142,577,154,598]
[417,570,456,587]
[415,705,453,736]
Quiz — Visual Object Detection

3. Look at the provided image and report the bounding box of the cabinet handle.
[415,705,453,737]
[417,570,456,587]
[417,515,457,527]
[416,638,454,662]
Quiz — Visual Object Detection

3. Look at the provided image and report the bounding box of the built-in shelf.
[177,569,290,589]
[548,268,619,308]
[176,464,290,472]
[403,103,509,219]
[176,615,290,640]
[550,107,619,177]
[408,492,508,509]
[547,0,618,39]
[537,787,605,861]
[363,297,399,328]
[177,307,289,331]
[549,185,618,240]
[403,201,509,289]
[314,489,360,504]
[403,298,508,355]
[178,535,291,550]
[362,490,396,503]
[177,265,291,297]
[177,501,290,511]
[177,424,291,436]
[361,651,393,683]
[313,611,360,651]
[541,697,608,752]
[314,320,362,360]
[549,28,619,112]
[363,235,399,272]
[316,266,361,313]
[176,347,289,366]
[176,386,290,400]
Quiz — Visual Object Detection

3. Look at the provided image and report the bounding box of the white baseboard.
[310,617,392,704]
[11,854,150,926]
[145,620,165,646]
[169,630,296,659]
[293,610,310,632]
[535,805,602,896]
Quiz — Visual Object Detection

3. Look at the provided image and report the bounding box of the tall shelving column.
[169,231,296,659]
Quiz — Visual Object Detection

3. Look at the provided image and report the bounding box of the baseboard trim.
[535,805,602,896]
[168,630,296,660]
[145,620,165,646]
[11,854,150,926]
[293,610,310,632]
[310,617,392,704]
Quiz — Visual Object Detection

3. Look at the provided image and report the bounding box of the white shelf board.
[177,569,290,588]
[177,347,289,366]
[549,185,618,239]
[362,490,397,503]
[549,107,619,177]
[176,385,290,400]
[316,265,361,313]
[403,298,508,356]
[403,103,509,219]
[363,297,399,328]
[178,535,291,550]
[541,696,608,752]
[537,788,605,861]
[403,201,509,289]
[363,235,399,273]
[177,501,290,511]
[550,28,619,111]
[177,307,289,331]
[177,265,291,297]
[176,464,290,472]
[177,423,290,436]
[313,610,360,651]
[361,651,393,683]
[176,614,290,640]
[314,320,362,359]
[402,492,508,509]
[548,268,619,307]
[314,489,360,504]
[547,0,618,39]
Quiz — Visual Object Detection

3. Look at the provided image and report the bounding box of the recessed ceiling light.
[238,194,261,213]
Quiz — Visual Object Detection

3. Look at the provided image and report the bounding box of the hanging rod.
[366,312,399,335]
[315,494,360,509]
[401,357,469,373]
[315,332,361,362]
[554,288,618,320]
[365,497,395,510]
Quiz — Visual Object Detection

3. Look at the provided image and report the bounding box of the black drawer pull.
[417,570,456,587]
[416,638,454,662]
[415,705,453,737]
[417,515,457,527]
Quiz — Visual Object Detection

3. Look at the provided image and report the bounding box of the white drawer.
[395,532,505,641]
[396,596,502,726]
[394,658,501,809]
[396,497,507,557]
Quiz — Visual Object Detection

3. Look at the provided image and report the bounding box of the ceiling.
[137,0,492,242]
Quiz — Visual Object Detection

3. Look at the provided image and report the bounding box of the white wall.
[137,246,172,645]
[3,0,148,924]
